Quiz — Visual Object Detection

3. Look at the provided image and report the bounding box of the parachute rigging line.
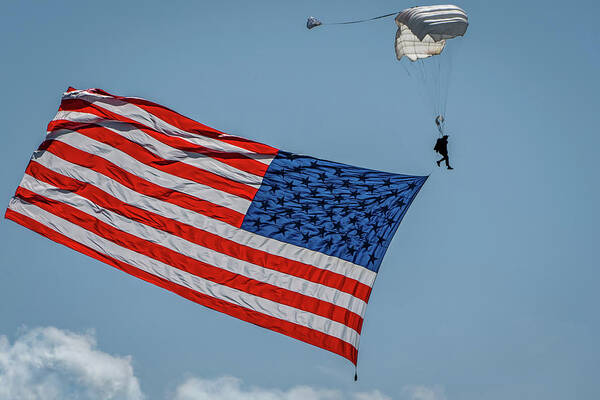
[306,12,397,29]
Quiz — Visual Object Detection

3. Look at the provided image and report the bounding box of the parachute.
[394,5,468,135]
[394,5,468,61]
[306,4,469,136]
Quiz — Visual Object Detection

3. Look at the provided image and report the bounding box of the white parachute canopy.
[394,5,468,61]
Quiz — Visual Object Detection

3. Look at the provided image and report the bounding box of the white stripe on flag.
[52,111,265,187]
[63,90,273,164]
[45,130,251,214]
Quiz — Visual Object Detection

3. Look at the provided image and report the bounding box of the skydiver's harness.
[435,115,445,136]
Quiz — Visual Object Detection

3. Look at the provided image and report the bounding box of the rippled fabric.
[395,5,468,61]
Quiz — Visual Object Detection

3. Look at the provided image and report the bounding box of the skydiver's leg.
[445,155,453,169]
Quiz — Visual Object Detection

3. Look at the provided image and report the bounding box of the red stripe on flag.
[14,187,364,335]
[48,121,258,201]
[66,90,279,155]
[38,139,245,227]
[4,208,358,364]
[55,99,271,176]
[25,161,373,304]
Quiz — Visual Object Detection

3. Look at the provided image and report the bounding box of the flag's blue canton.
[241,151,427,272]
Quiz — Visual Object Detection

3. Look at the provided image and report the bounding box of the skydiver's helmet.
[435,115,445,127]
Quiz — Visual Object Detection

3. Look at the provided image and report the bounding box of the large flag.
[5,88,427,365]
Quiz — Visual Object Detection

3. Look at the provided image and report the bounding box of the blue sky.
[1,1,598,399]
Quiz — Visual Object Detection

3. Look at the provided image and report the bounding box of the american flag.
[6,88,427,365]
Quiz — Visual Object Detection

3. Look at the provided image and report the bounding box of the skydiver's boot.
[436,159,442,167]
[447,166,454,170]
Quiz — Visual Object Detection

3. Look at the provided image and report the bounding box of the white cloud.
[353,390,393,400]
[172,376,391,400]
[402,385,447,400]
[0,326,436,400]
[0,326,143,400]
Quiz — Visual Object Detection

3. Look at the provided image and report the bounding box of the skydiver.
[434,135,453,170]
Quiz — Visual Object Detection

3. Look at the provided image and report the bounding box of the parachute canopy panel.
[395,24,446,61]
[395,4,468,61]
[395,5,469,41]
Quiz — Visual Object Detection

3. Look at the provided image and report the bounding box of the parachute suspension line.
[433,56,441,121]
[417,59,437,128]
[436,55,444,128]
[442,58,450,130]
[400,61,412,78]
[440,57,445,117]
[422,54,445,137]
[403,59,446,135]
[441,35,464,135]
[439,46,450,124]
[440,57,447,122]
[419,47,452,137]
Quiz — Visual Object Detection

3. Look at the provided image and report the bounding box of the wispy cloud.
[0,326,143,400]
[172,376,391,400]
[402,385,447,400]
